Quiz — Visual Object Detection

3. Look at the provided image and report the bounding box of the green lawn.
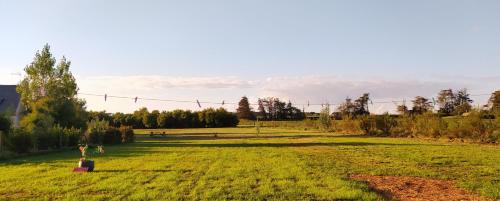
[0,127,499,200]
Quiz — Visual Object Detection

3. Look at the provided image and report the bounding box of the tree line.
[235,96,305,121]
[88,107,239,129]
[317,90,500,142]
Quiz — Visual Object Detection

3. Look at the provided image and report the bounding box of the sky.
[0,0,499,113]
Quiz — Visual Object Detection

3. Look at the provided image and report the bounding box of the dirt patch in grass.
[350,174,491,201]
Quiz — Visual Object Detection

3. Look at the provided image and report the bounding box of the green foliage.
[412,112,447,138]
[446,110,498,142]
[237,96,255,120]
[85,119,135,145]
[358,113,397,136]
[198,108,238,128]
[85,119,109,144]
[119,126,135,143]
[0,114,11,134]
[256,97,304,120]
[390,115,415,137]
[337,93,371,117]
[17,44,86,129]
[333,116,362,134]
[487,90,500,116]
[318,105,332,131]
[6,128,32,153]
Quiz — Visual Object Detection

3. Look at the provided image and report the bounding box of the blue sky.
[0,0,499,113]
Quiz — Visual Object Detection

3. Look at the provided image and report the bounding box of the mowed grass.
[0,127,499,200]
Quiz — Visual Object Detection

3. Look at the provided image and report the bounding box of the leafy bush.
[413,112,447,138]
[6,128,32,153]
[85,119,109,144]
[0,115,11,134]
[103,127,121,144]
[358,115,376,135]
[20,110,54,151]
[447,110,498,142]
[119,126,135,143]
[333,116,362,134]
[318,105,332,132]
[390,115,415,137]
[358,114,397,136]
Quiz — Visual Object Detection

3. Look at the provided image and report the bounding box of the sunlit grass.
[0,127,498,200]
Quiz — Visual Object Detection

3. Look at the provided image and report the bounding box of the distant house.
[0,85,24,127]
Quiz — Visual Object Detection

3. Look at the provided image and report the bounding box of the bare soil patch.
[350,174,491,201]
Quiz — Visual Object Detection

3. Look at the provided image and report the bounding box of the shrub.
[20,111,54,151]
[85,119,109,145]
[103,127,121,144]
[119,126,135,143]
[447,110,498,142]
[6,128,32,153]
[333,116,362,134]
[413,112,447,138]
[358,115,376,135]
[0,115,11,134]
[391,115,415,137]
[318,105,332,132]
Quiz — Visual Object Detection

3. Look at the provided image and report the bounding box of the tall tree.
[337,97,356,117]
[437,89,455,116]
[16,44,87,128]
[453,88,473,115]
[411,96,433,114]
[354,93,370,116]
[257,99,266,120]
[396,104,409,115]
[236,96,255,120]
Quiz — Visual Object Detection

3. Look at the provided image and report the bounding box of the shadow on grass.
[131,141,434,148]
[137,134,327,141]
[93,169,172,173]
[0,135,442,166]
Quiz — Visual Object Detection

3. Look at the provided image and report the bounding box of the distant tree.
[256,97,304,120]
[143,110,159,128]
[453,88,473,115]
[236,96,255,120]
[396,104,409,115]
[487,90,500,116]
[354,93,370,116]
[257,99,267,120]
[17,44,87,129]
[411,96,433,115]
[133,107,148,128]
[337,97,356,117]
[318,104,332,131]
[337,93,370,117]
[437,89,455,116]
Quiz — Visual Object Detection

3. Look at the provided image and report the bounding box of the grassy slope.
[0,127,498,200]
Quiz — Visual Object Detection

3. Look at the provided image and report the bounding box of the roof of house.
[0,85,21,115]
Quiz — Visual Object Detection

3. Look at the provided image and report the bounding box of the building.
[0,85,24,127]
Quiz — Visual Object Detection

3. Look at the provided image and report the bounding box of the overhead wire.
[77,92,493,109]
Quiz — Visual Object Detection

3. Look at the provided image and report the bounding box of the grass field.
[0,127,499,200]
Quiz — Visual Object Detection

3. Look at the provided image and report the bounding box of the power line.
[77,91,493,108]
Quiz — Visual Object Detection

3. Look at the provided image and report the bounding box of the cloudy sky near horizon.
[1,0,499,113]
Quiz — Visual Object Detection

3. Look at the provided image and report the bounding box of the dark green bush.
[7,128,32,153]
[103,127,121,144]
[0,115,11,135]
